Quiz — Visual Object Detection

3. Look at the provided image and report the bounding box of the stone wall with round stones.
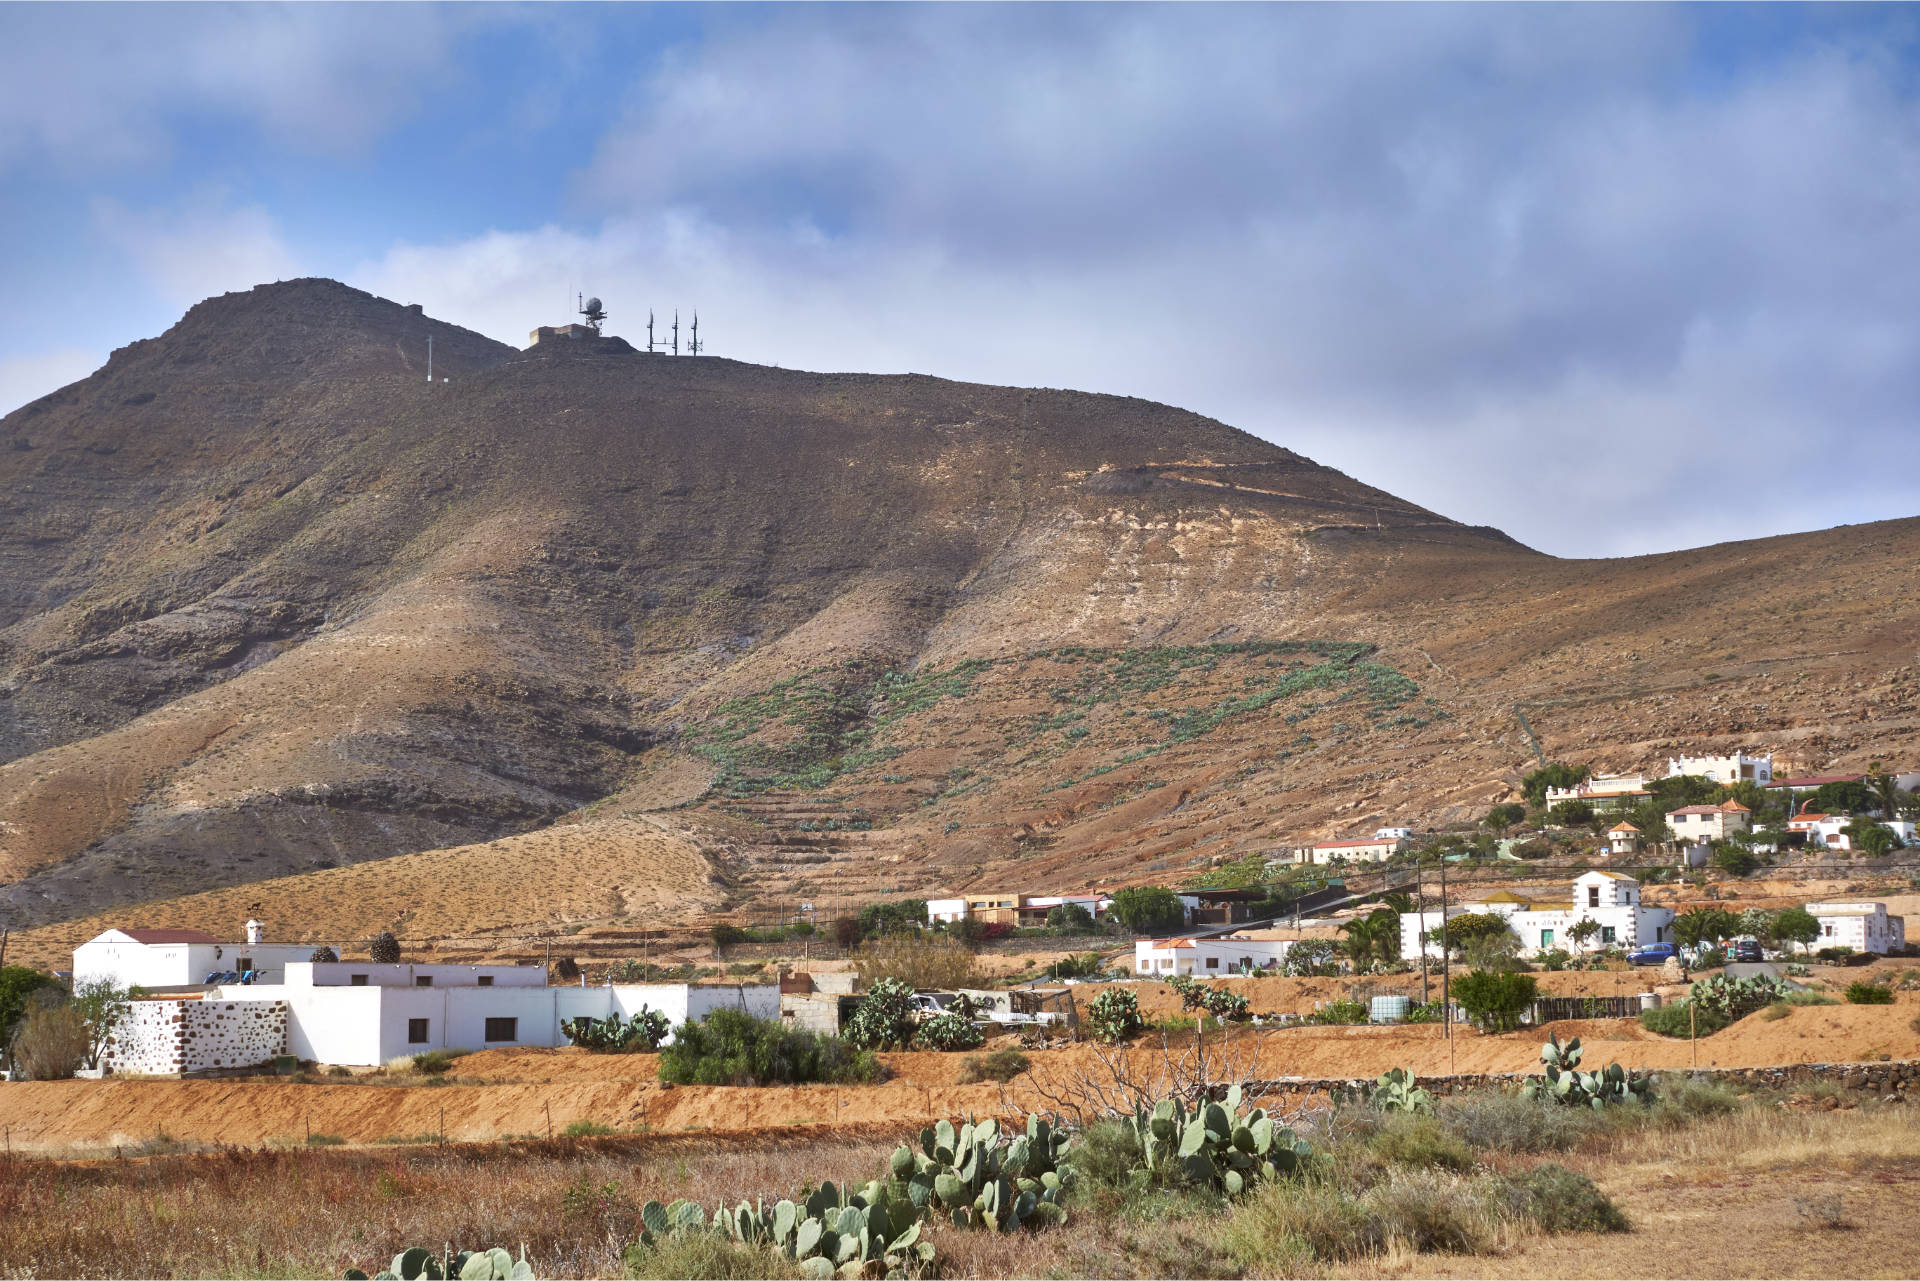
[103,999,289,1076]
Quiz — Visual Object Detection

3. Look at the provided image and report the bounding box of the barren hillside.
[2,279,1916,947]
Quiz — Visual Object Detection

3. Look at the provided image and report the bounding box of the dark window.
[1602,926,1616,944]
[350,974,369,986]
[484,1017,517,1043]
[415,975,433,987]
[408,1018,429,1044]
[477,975,494,987]
[237,957,254,972]
[1205,957,1219,969]
[1588,887,1600,907]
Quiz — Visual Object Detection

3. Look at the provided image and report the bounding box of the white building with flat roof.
[1134,937,1293,976]
[1808,902,1907,954]
[74,927,331,991]
[1668,752,1772,786]
[1297,836,1407,865]
[1399,871,1674,960]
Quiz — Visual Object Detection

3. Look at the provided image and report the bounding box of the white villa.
[1807,901,1907,954]
[78,926,776,1075]
[1400,871,1674,960]
[1544,774,1651,812]
[1295,836,1408,865]
[1665,800,1752,842]
[1668,752,1773,786]
[1133,936,1293,976]
[1790,815,1919,852]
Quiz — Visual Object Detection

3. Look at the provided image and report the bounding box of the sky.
[2,3,1917,558]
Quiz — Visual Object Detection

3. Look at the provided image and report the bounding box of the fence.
[1528,995,1641,1022]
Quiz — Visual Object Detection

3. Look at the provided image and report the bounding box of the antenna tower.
[688,311,702,355]
[577,292,607,335]
[671,310,680,356]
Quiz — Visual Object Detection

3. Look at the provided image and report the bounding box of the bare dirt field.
[5,995,1916,1156]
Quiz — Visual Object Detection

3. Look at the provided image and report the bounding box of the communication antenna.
[688,311,702,355]
[647,310,665,354]
[671,309,680,356]
[577,292,607,335]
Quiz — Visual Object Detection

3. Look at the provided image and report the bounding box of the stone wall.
[1230,1058,1920,1106]
[103,999,288,1076]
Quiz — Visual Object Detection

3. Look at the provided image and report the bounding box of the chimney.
[246,919,264,944]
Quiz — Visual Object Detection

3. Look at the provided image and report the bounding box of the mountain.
[2,279,1916,949]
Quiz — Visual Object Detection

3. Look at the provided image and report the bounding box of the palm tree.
[1340,916,1381,970]
[1868,761,1902,821]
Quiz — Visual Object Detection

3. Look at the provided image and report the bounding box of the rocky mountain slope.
[2,279,1915,944]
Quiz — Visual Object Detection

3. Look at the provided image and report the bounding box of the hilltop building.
[1668,752,1773,786]
[1543,774,1651,813]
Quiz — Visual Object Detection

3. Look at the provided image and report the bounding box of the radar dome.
[584,297,602,313]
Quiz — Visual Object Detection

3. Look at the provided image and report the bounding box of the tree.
[1452,970,1539,1033]
[369,931,401,964]
[1282,939,1341,976]
[710,922,748,956]
[1738,907,1778,945]
[0,966,57,1074]
[1711,845,1760,876]
[1109,887,1186,933]
[1425,912,1513,956]
[856,899,929,939]
[1045,903,1097,933]
[1849,822,1899,856]
[1547,800,1597,829]
[70,977,135,1070]
[1810,780,1874,816]
[1566,918,1602,955]
[1483,803,1528,830]
[1772,906,1821,953]
[1339,915,1384,969]
[1522,763,1590,807]
[308,946,338,964]
[1672,907,1739,950]
[1649,774,1722,811]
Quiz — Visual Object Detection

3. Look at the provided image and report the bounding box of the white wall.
[294,962,544,988]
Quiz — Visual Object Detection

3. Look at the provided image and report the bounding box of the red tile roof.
[117,928,218,945]
[1767,774,1865,788]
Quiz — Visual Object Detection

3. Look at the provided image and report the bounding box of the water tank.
[1639,991,1662,1011]
[1369,995,1411,1024]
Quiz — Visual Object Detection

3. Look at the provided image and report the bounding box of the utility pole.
[1439,856,1452,1050]
[1416,868,1428,1003]
[426,336,433,384]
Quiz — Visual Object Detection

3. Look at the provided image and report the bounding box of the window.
[408,1018,429,1044]
[1588,887,1600,907]
[350,974,369,986]
[415,975,433,987]
[477,975,494,987]
[1602,926,1616,944]
[237,956,254,972]
[484,1017,518,1042]
[1205,957,1219,970]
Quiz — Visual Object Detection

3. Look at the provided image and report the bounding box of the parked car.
[1729,938,1763,964]
[1627,942,1678,965]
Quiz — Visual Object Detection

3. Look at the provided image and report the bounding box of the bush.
[624,1235,803,1280]
[959,1047,1031,1083]
[709,923,747,952]
[1109,887,1187,933]
[1072,1118,1145,1191]
[1536,948,1573,972]
[1088,988,1143,1042]
[1452,970,1538,1033]
[1845,981,1895,1005]
[1495,1163,1629,1233]
[11,1003,88,1080]
[1045,951,1106,980]
[1656,1079,1741,1120]
[369,932,401,964]
[1437,1092,1603,1153]
[562,1120,616,1137]
[405,1048,466,1075]
[913,1011,985,1051]
[1366,1112,1476,1171]
[853,935,977,992]
[308,946,339,964]
[658,1008,881,1086]
[1639,1001,1730,1038]
[1045,903,1098,933]
[1307,999,1369,1025]
[1816,946,1856,963]
[842,977,920,1051]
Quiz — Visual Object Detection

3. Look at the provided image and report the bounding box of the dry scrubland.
[1,1080,1915,1278]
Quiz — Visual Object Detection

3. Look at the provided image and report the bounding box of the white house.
[1793,815,1918,852]
[1374,827,1415,841]
[1134,937,1292,976]
[1668,752,1772,786]
[1544,774,1651,812]
[1607,822,1642,855]
[1665,800,1752,843]
[74,925,331,991]
[83,927,777,1073]
[1296,836,1408,865]
[1807,901,1908,954]
[925,898,969,925]
[1399,871,1674,960]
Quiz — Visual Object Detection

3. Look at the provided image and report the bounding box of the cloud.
[352,6,1920,557]
[0,5,471,174]
[0,347,101,419]
[94,193,301,309]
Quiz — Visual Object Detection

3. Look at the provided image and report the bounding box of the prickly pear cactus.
[1126,1084,1312,1196]
[1373,1067,1434,1114]
[1522,1032,1656,1107]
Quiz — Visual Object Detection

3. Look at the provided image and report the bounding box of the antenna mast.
[671,310,680,356]
[688,311,702,355]
[426,336,433,384]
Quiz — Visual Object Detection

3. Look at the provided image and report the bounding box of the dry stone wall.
[1235,1058,1920,1106]
[103,999,288,1076]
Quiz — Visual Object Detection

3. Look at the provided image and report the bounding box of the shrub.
[913,1012,985,1051]
[406,1048,465,1075]
[709,923,747,952]
[853,935,977,992]
[12,1004,88,1080]
[1495,1163,1629,1233]
[958,1047,1031,1083]
[624,1235,802,1280]
[1367,1112,1476,1171]
[369,932,401,964]
[1087,988,1143,1042]
[561,1120,616,1137]
[1437,1092,1603,1153]
[1307,998,1369,1025]
[1656,1078,1741,1120]
[1536,948,1574,972]
[1639,1001,1731,1038]
[842,977,920,1051]
[1282,939,1342,977]
[658,1008,881,1086]
[308,946,339,964]
[1045,951,1106,980]
[1045,903,1098,933]
[1845,981,1895,1005]
[1815,946,1855,963]
[1109,887,1187,933]
[1072,1118,1145,1191]
[1452,970,1538,1033]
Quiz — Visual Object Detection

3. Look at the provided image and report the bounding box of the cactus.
[1522,1033,1656,1107]
[1373,1067,1434,1114]
[843,977,921,1051]
[345,1245,531,1280]
[1124,1085,1312,1196]
[560,1007,671,1053]
[913,1011,985,1052]
[1087,988,1143,1042]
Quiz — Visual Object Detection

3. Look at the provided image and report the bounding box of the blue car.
[1628,942,1677,965]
